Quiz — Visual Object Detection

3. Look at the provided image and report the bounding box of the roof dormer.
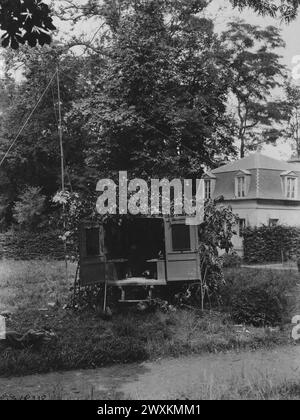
[234,170,251,198]
[280,171,298,199]
[202,172,216,199]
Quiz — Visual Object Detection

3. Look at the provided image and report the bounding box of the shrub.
[0,230,76,260]
[221,268,298,326]
[231,285,286,327]
[13,186,46,229]
[243,225,300,264]
[222,252,242,268]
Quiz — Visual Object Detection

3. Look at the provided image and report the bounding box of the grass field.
[0,259,76,313]
[0,259,297,378]
[1,377,300,400]
[181,378,300,400]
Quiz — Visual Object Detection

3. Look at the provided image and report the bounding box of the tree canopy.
[0,0,300,49]
[280,81,300,157]
[0,44,90,203]
[66,0,235,181]
[230,0,300,20]
[0,0,297,230]
[222,20,287,157]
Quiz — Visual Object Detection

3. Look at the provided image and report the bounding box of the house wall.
[222,199,300,255]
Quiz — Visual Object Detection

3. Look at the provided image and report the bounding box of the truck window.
[171,224,191,251]
[86,227,100,256]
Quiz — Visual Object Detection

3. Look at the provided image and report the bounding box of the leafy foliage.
[0,1,297,232]
[232,285,287,327]
[282,81,300,157]
[52,190,99,257]
[221,251,242,268]
[0,0,56,49]
[222,268,297,326]
[185,198,238,309]
[13,186,46,229]
[58,0,300,23]
[230,0,300,21]
[243,225,300,264]
[66,0,235,180]
[0,2,237,228]
[0,229,73,260]
[222,20,287,157]
[0,45,92,227]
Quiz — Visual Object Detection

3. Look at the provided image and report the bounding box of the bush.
[221,268,298,326]
[13,186,46,230]
[222,252,242,268]
[231,285,286,327]
[0,230,76,260]
[243,225,300,264]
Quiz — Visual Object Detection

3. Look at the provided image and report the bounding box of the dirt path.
[241,264,298,271]
[1,345,300,399]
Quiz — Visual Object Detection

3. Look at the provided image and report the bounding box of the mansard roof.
[209,152,300,201]
[212,152,300,174]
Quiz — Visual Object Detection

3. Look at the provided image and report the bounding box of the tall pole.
[57,67,65,192]
[57,67,68,284]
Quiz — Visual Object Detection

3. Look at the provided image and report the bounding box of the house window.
[237,177,246,198]
[238,218,246,237]
[204,180,211,199]
[286,177,297,199]
[86,227,100,257]
[269,219,279,227]
[171,224,191,251]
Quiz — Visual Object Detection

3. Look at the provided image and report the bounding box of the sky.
[1,0,300,160]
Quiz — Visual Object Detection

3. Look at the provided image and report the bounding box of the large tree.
[281,81,300,157]
[0,0,236,228]
[222,20,287,157]
[66,0,235,180]
[1,0,299,228]
[0,44,98,227]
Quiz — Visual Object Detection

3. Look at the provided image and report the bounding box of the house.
[202,152,300,255]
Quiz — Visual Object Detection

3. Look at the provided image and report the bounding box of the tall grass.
[0,262,295,377]
[0,307,290,377]
[180,378,300,400]
[1,377,300,400]
[0,259,76,312]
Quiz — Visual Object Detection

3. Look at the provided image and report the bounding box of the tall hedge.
[0,230,76,260]
[243,225,300,264]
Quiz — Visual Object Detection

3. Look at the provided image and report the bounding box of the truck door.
[164,217,201,282]
[79,223,106,286]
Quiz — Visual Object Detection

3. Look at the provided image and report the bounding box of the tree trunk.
[240,138,245,158]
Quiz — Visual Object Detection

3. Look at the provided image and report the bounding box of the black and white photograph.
[1,0,300,404]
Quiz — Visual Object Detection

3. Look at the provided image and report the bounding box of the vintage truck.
[78,216,202,304]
